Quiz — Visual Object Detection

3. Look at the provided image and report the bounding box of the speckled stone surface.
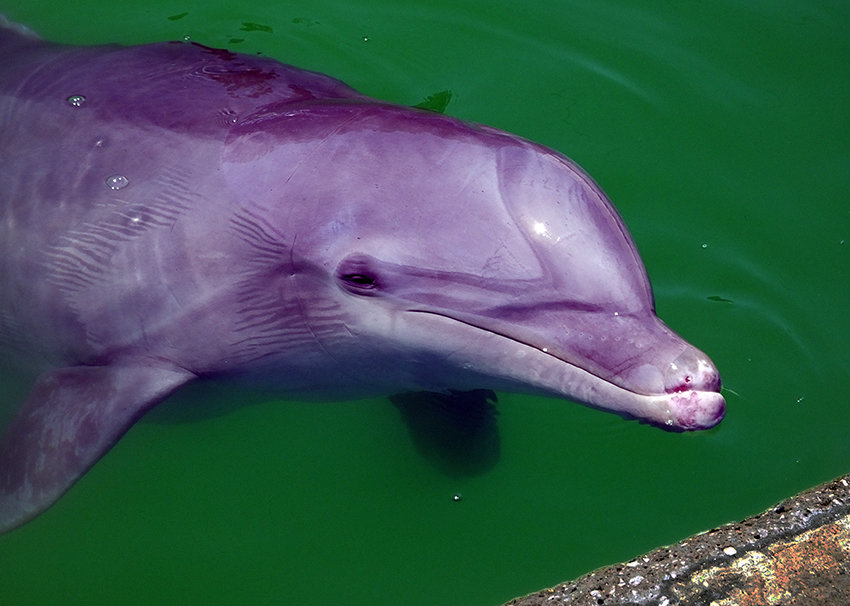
[504,474,850,605]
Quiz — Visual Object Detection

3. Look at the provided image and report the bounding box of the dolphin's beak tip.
[677,390,726,430]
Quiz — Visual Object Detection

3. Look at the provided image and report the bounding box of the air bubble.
[105,175,129,190]
[67,95,86,107]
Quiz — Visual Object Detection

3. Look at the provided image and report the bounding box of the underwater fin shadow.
[390,389,500,478]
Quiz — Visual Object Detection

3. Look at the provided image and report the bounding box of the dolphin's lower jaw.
[538,362,726,431]
[403,311,726,431]
[628,390,726,430]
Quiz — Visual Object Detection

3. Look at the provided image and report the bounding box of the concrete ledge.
[505,474,850,605]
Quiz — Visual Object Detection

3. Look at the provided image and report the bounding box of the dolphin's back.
[0,21,368,369]
[0,23,365,136]
[0,20,371,531]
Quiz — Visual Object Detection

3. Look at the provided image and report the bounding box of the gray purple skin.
[0,16,725,533]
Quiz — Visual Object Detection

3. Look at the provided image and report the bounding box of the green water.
[1,1,848,604]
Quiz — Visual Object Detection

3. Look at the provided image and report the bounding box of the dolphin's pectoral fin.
[390,390,501,477]
[0,363,194,533]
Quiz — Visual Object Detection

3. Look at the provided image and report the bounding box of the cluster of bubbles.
[66,94,130,191]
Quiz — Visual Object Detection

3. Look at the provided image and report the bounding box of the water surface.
[1,1,848,604]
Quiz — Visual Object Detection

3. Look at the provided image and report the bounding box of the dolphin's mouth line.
[406,308,661,398]
[406,308,726,431]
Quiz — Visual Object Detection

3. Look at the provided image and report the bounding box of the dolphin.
[0,17,725,533]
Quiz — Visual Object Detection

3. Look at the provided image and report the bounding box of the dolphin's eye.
[340,272,379,295]
[343,273,376,288]
[337,255,382,295]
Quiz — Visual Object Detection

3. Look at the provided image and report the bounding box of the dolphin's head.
[223,103,724,430]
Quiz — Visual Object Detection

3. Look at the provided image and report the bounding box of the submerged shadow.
[390,389,501,478]
[143,382,502,477]
[142,381,272,424]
